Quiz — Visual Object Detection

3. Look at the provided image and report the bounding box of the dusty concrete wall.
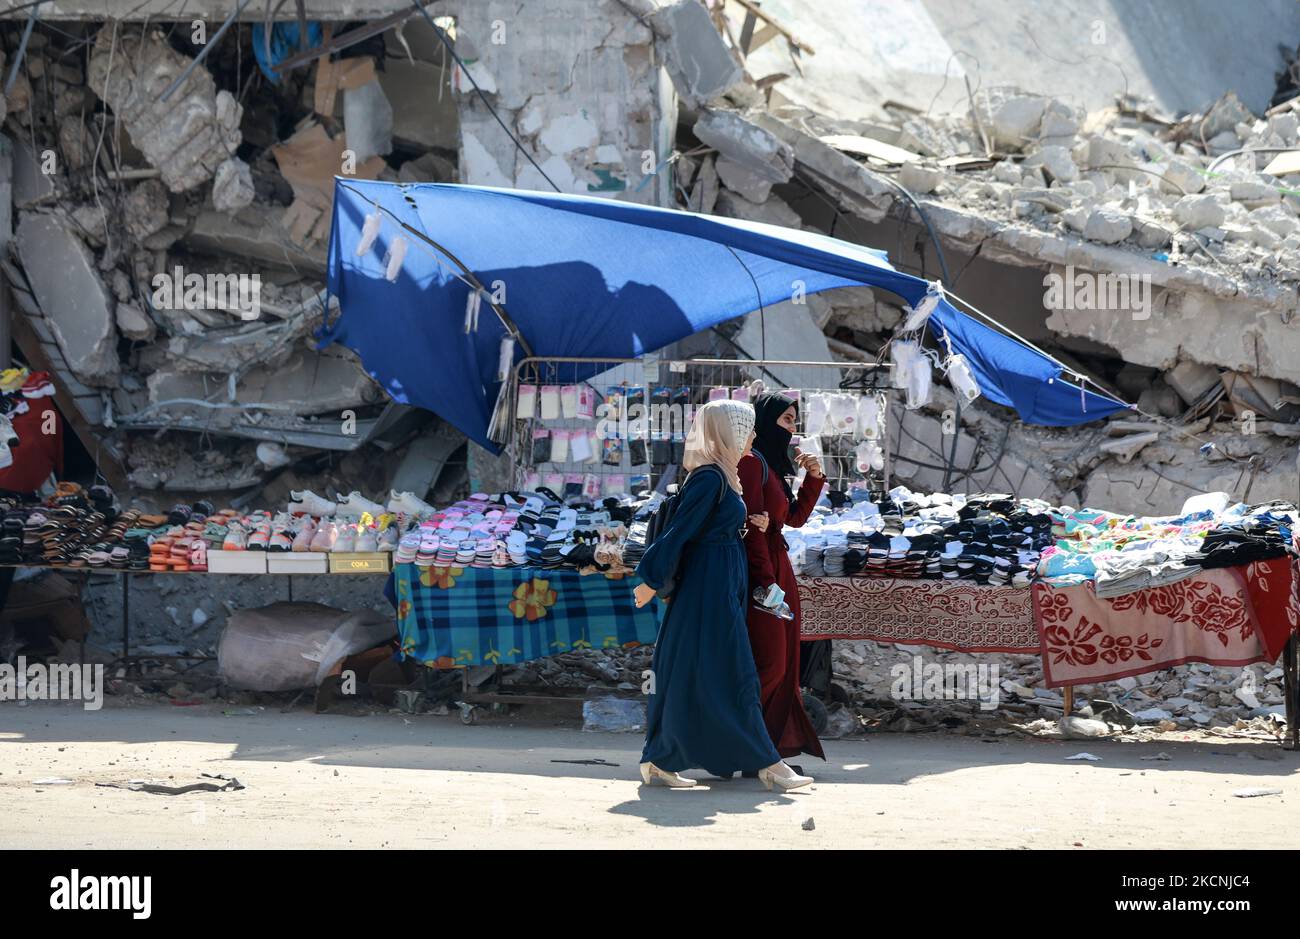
[447,0,672,206]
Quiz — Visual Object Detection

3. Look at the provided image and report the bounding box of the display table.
[393,564,662,668]
[796,576,1038,652]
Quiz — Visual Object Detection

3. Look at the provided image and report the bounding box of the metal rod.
[4,1,40,97]
[160,0,255,102]
[121,571,130,663]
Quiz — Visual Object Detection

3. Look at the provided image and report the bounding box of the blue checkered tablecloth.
[392,564,662,667]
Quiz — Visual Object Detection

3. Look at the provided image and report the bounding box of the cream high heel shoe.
[758,761,813,791]
[639,762,696,788]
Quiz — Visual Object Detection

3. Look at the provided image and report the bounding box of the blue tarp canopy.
[321,180,1129,450]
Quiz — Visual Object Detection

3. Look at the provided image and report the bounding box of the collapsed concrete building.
[1,0,1299,520]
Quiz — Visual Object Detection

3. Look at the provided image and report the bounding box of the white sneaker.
[387,489,435,517]
[336,491,386,518]
[290,489,335,516]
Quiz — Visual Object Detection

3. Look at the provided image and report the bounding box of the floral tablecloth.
[1032,558,1298,688]
[393,564,662,667]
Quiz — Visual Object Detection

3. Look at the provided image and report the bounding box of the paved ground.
[0,699,1295,849]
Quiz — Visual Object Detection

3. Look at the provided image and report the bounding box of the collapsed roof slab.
[738,0,1300,121]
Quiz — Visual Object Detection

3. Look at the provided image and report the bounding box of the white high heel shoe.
[758,762,813,791]
[639,762,696,788]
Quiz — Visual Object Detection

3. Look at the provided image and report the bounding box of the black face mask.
[752,393,799,502]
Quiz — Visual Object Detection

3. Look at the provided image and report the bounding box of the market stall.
[313,180,1299,742]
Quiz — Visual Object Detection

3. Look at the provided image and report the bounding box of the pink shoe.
[310,521,337,552]
[292,518,317,552]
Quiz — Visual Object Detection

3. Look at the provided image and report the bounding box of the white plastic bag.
[217,602,396,691]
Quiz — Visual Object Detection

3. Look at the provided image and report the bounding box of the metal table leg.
[1284,634,1298,750]
[122,571,130,663]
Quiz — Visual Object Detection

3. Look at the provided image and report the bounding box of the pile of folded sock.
[792,488,1053,586]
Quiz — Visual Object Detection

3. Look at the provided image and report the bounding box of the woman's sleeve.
[739,455,777,591]
[787,471,826,529]
[635,470,723,591]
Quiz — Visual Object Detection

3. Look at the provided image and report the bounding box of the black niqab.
[752,392,798,503]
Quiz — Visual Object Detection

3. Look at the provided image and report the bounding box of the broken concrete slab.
[715,155,773,202]
[188,205,327,275]
[15,212,119,386]
[694,109,794,184]
[146,348,382,420]
[688,154,719,213]
[87,25,242,193]
[12,138,54,209]
[645,0,742,108]
[715,188,802,228]
[1164,358,1222,403]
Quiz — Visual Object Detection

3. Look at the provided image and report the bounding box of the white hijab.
[682,399,755,494]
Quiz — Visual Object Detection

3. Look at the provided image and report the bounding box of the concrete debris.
[1172,193,1225,230]
[897,162,943,195]
[87,25,242,193]
[643,0,742,107]
[123,179,169,240]
[15,212,119,386]
[972,89,1047,151]
[211,157,255,214]
[694,109,794,184]
[397,152,456,184]
[714,155,773,202]
[1166,360,1221,404]
[1082,207,1132,244]
[115,302,156,342]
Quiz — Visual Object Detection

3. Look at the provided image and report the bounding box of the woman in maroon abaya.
[737,391,826,764]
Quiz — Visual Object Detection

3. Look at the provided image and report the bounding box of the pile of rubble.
[4,17,466,509]
[824,641,1289,739]
[623,0,1300,516]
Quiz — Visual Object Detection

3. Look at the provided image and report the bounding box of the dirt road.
[0,700,1295,849]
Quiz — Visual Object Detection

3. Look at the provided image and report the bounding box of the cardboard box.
[328,552,392,574]
[267,552,329,574]
[207,550,268,574]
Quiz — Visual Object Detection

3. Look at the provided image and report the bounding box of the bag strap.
[750,450,770,487]
[678,465,729,541]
